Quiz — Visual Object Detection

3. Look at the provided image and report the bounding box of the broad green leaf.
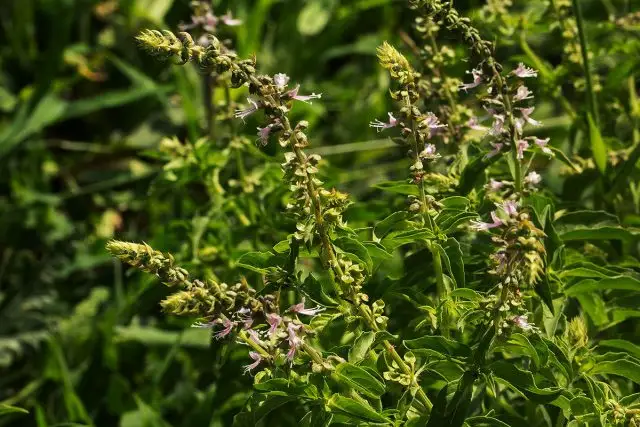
[382,229,435,251]
[327,394,391,424]
[577,293,608,326]
[590,359,640,384]
[348,332,376,364]
[437,211,477,234]
[587,113,607,174]
[560,226,637,242]
[490,360,561,403]
[301,409,333,427]
[236,251,287,274]
[404,336,471,358]
[362,241,393,260]
[374,211,410,239]
[444,238,465,288]
[565,276,640,296]
[450,288,483,301]
[334,235,373,272]
[440,196,471,210]
[555,210,619,226]
[334,363,385,398]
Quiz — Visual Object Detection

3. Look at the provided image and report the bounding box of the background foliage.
[1,0,640,426]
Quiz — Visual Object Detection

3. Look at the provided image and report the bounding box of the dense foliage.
[2,0,640,426]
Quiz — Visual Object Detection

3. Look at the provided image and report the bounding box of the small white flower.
[273,73,290,91]
[513,63,538,78]
[525,171,542,185]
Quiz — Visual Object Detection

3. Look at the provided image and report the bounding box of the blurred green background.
[0,0,634,426]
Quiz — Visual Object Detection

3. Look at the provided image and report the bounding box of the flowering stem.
[282,114,434,414]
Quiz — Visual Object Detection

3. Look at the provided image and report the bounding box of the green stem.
[238,330,270,358]
[572,0,599,126]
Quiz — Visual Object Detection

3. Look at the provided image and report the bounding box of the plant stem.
[572,0,599,126]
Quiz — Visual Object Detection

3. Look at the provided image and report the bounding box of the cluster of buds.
[106,240,190,286]
[107,240,332,374]
[384,351,419,386]
[335,255,367,302]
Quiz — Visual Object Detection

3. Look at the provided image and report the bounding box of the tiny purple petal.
[289,297,324,316]
[471,211,503,231]
[513,63,538,78]
[485,142,504,159]
[287,84,322,103]
[513,315,534,331]
[370,112,398,132]
[215,318,235,339]
[266,313,282,337]
[516,139,529,160]
[513,85,534,102]
[234,98,259,121]
[221,12,242,26]
[256,124,273,146]
[488,179,505,191]
[500,200,519,217]
[517,107,541,127]
[243,351,262,373]
[458,68,483,92]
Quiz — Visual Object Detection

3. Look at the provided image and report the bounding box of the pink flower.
[256,124,273,146]
[471,211,503,231]
[273,73,290,91]
[266,313,282,337]
[513,63,538,78]
[423,112,446,137]
[489,114,506,136]
[221,12,242,26]
[525,171,542,185]
[234,98,259,121]
[286,323,303,362]
[243,351,262,374]
[485,142,504,159]
[289,297,324,316]
[517,107,542,127]
[500,200,518,217]
[513,315,534,331]
[286,84,322,103]
[513,86,533,102]
[420,143,438,160]
[487,179,505,191]
[236,307,253,329]
[516,139,529,160]
[531,137,552,155]
[215,318,235,339]
[459,68,483,92]
[370,112,398,132]
[467,116,488,131]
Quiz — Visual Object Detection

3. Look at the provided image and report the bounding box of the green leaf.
[450,288,483,301]
[599,340,640,360]
[382,229,435,251]
[565,276,640,296]
[576,293,609,326]
[560,226,637,242]
[437,211,477,234]
[334,363,385,398]
[298,0,333,36]
[403,336,471,358]
[362,241,393,260]
[301,408,333,427]
[0,404,29,416]
[348,332,376,364]
[334,235,373,272]
[373,180,419,196]
[236,251,287,274]
[444,238,465,288]
[374,211,410,239]
[490,360,562,403]
[440,196,471,210]
[590,359,640,384]
[327,394,391,424]
[587,113,607,174]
